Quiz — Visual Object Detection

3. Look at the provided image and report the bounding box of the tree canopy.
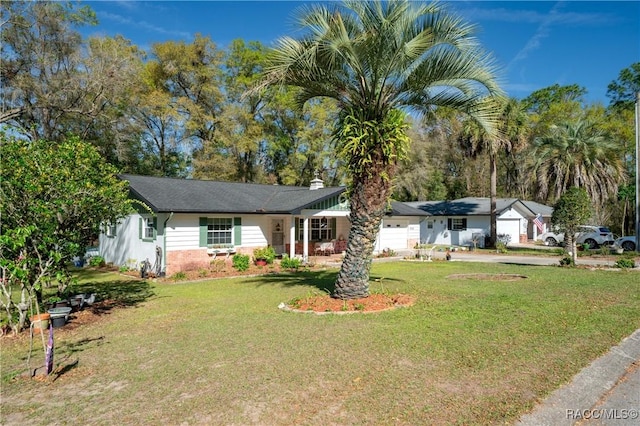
[0,136,132,332]
[261,0,504,298]
[551,187,592,265]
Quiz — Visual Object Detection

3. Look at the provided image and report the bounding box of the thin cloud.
[458,5,619,26]
[99,11,192,40]
[507,2,565,71]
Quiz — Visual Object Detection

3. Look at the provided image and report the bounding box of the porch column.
[289,216,296,258]
[303,216,309,261]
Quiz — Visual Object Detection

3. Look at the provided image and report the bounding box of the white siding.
[99,213,158,268]
[241,216,268,247]
[165,214,200,251]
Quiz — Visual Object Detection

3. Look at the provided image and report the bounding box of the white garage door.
[497,219,520,246]
[379,219,408,250]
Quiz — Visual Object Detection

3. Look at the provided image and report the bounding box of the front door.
[271,219,285,254]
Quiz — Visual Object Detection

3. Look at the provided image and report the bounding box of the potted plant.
[46,295,69,309]
[253,246,276,266]
[30,313,51,332]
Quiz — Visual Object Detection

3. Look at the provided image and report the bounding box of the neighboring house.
[521,200,553,239]
[404,197,550,247]
[99,174,427,275]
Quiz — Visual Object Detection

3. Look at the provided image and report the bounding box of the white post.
[289,216,296,259]
[635,92,639,250]
[303,217,309,261]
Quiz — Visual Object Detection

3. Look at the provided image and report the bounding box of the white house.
[99,175,427,275]
[403,197,549,248]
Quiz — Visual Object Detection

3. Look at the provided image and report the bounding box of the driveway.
[392,246,637,268]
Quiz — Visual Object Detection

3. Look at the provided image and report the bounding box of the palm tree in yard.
[260,0,504,299]
[458,98,529,247]
[530,117,625,213]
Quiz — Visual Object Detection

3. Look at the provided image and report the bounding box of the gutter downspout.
[163,212,174,275]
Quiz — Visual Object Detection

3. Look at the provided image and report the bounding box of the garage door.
[379,219,408,250]
[497,219,520,246]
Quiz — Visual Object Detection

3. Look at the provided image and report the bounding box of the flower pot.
[255,259,267,266]
[70,294,85,311]
[48,307,72,328]
[30,313,51,332]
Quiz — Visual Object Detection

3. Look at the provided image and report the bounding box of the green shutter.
[295,218,300,242]
[233,217,242,245]
[447,218,452,230]
[462,218,467,231]
[153,217,158,240]
[199,217,208,247]
[139,217,143,239]
[331,218,337,239]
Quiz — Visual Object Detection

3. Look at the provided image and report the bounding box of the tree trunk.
[333,171,391,300]
[568,234,577,266]
[489,153,497,248]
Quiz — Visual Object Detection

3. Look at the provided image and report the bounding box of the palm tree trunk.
[489,152,497,248]
[334,171,391,300]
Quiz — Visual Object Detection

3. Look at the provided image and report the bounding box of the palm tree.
[530,117,625,212]
[457,98,528,247]
[260,0,503,299]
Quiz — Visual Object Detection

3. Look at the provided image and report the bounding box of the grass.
[2,262,639,425]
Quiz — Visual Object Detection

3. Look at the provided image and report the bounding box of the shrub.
[280,254,301,270]
[232,254,250,271]
[559,257,574,267]
[253,246,276,264]
[209,259,226,272]
[614,258,635,269]
[172,271,187,281]
[89,256,105,267]
[496,242,508,253]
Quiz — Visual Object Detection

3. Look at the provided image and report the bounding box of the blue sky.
[82,1,640,103]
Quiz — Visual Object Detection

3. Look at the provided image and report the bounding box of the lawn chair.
[315,241,335,256]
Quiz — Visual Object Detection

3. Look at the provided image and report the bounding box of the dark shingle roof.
[404,197,540,217]
[521,200,554,217]
[121,174,345,214]
[388,201,430,217]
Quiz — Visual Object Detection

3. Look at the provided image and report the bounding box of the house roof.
[521,200,554,217]
[388,201,430,217]
[404,197,543,217]
[121,174,345,214]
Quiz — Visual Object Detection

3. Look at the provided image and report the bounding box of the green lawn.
[2,262,639,425]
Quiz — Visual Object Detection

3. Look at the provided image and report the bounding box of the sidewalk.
[517,329,640,425]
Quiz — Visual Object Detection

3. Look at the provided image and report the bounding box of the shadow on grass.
[73,278,155,315]
[243,269,403,294]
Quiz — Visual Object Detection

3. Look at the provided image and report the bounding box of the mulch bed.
[281,293,415,314]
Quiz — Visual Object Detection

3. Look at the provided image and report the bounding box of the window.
[207,218,233,246]
[298,217,334,241]
[447,218,467,231]
[105,222,117,238]
[427,221,433,230]
[143,218,155,240]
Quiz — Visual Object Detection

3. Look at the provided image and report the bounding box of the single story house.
[403,197,551,248]
[99,175,427,275]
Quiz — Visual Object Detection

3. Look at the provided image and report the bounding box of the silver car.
[539,225,614,248]
[614,236,637,252]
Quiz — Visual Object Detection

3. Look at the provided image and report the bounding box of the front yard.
[2,261,639,425]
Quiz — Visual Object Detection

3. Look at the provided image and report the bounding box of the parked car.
[614,236,637,252]
[538,225,614,248]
